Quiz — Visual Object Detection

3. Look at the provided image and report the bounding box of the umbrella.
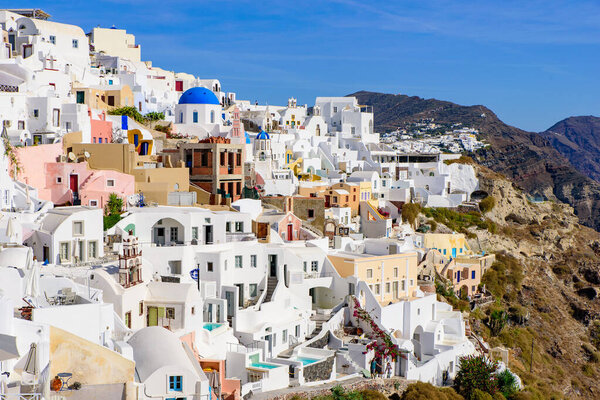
[5,217,15,242]
[0,333,19,361]
[25,262,40,299]
[23,343,38,376]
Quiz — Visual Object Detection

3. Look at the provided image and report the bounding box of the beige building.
[328,251,419,305]
[89,27,141,62]
[421,233,473,259]
[67,143,189,205]
[73,84,134,111]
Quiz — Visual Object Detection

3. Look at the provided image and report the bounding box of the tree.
[496,369,519,398]
[453,355,499,399]
[105,193,123,216]
[401,203,421,228]
[401,382,463,400]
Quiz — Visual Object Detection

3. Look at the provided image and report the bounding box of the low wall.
[303,355,335,383]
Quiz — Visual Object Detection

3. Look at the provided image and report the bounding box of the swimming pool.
[296,357,319,366]
[250,362,279,369]
[203,323,223,331]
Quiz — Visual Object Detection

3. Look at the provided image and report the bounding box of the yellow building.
[328,251,419,305]
[67,143,189,205]
[422,233,472,259]
[73,84,135,111]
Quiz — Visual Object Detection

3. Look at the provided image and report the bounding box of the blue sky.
[22,0,600,131]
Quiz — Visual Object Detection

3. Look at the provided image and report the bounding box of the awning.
[0,333,19,361]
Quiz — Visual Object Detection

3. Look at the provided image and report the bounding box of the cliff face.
[541,116,600,183]
[349,91,600,231]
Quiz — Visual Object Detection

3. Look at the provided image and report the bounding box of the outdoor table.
[57,372,72,390]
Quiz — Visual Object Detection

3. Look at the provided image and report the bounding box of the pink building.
[256,210,303,241]
[15,143,134,209]
[90,109,112,144]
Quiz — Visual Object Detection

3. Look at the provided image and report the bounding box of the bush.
[105,193,123,216]
[145,111,164,121]
[454,355,499,399]
[103,213,121,230]
[471,389,493,400]
[428,219,438,232]
[479,196,496,213]
[401,381,463,400]
[401,203,421,228]
[154,124,171,134]
[481,254,524,302]
[359,390,387,400]
[496,369,519,398]
[108,106,145,123]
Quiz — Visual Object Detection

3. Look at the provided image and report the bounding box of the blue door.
[452,248,457,258]
[140,142,149,155]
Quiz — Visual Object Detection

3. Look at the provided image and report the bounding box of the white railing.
[0,394,42,400]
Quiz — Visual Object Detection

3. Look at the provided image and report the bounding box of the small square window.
[207,261,213,272]
[33,109,39,118]
[366,269,373,279]
[56,176,62,184]
[250,283,257,297]
[166,307,175,319]
[307,209,315,219]
[235,221,244,232]
[106,179,115,187]
[73,221,83,236]
[169,375,182,392]
[235,255,243,268]
[311,261,318,272]
[49,35,56,44]
[72,39,78,48]
[375,284,380,295]
[89,200,98,207]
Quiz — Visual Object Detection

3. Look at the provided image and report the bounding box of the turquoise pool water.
[203,323,223,331]
[296,357,319,365]
[250,362,278,369]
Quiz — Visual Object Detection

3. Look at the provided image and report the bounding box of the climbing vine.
[351,296,405,360]
[3,137,21,177]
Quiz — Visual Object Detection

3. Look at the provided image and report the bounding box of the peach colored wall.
[14,143,63,189]
[278,212,302,241]
[91,110,113,144]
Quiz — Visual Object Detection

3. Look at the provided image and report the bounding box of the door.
[147,307,158,326]
[309,288,316,304]
[140,142,149,155]
[225,291,234,318]
[235,284,244,307]
[451,248,457,259]
[204,225,213,244]
[265,334,273,357]
[207,303,213,322]
[76,91,85,104]
[42,246,49,263]
[287,224,293,241]
[69,174,78,193]
[268,255,277,277]
[155,227,165,246]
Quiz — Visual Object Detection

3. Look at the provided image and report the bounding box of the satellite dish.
[84,151,90,159]
[68,152,76,161]
[128,194,140,206]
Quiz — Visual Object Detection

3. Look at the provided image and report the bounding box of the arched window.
[193,111,198,123]
[210,110,215,123]
[179,112,183,123]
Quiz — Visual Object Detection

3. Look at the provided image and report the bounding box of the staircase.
[263,277,278,303]
[307,312,331,340]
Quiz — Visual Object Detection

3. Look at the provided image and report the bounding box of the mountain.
[348,91,600,231]
[541,116,600,183]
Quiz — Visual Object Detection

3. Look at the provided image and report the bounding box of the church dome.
[256,130,270,140]
[178,87,220,105]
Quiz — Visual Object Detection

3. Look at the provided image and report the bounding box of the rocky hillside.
[349,91,600,232]
[420,162,600,399]
[541,116,600,183]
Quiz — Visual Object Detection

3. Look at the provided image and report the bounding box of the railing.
[0,84,18,93]
[227,341,262,353]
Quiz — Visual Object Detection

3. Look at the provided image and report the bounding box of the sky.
[21,0,600,131]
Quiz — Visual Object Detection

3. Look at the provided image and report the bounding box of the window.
[307,209,315,219]
[235,255,243,268]
[192,227,198,240]
[386,282,391,293]
[125,311,131,329]
[89,200,98,207]
[410,279,414,287]
[33,109,39,118]
[88,241,97,259]
[394,267,398,278]
[166,307,175,319]
[139,301,144,316]
[375,284,380,295]
[249,284,257,297]
[192,306,195,315]
[169,376,182,392]
[471,271,476,279]
[72,39,78,48]
[18,121,25,130]
[401,280,406,291]
[235,221,244,232]
[251,255,257,268]
[207,262,213,272]
[107,96,115,106]
[59,242,70,262]
[193,111,198,123]
[295,325,300,337]
[366,269,373,279]
[311,261,318,272]
[303,261,307,272]
[49,35,56,44]
[417,308,421,315]
[106,179,115,187]
[98,138,102,143]
[56,176,62,184]
[225,222,231,232]
[282,329,288,343]
[73,221,83,236]
[333,106,338,113]
[170,227,178,242]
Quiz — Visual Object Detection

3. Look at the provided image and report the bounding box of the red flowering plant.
[351,296,407,360]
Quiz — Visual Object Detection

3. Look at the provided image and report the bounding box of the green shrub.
[145,111,164,121]
[154,124,171,134]
[454,355,499,399]
[479,196,496,213]
[108,106,145,123]
[496,369,518,398]
[359,390,387,400]
[401,381,463,400]
[401,203,421,228]
[103,213,121,230]
[429,219,438,232]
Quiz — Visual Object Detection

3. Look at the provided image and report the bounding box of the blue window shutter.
[121,115,128,130]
